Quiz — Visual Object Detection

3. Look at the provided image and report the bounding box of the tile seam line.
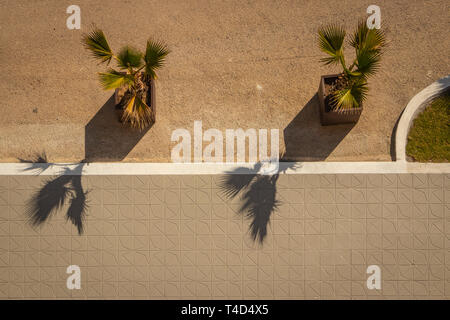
[0,162,449,175]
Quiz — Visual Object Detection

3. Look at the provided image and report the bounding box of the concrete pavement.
[0,172,449,299]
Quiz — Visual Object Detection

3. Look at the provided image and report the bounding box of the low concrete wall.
[395,75,450,161]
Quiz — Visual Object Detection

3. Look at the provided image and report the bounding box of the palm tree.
[318,21,386,112]
[82,28,170,129]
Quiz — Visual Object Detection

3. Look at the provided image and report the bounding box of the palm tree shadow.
[18,151,52,174]
[219,161,298,244]
[20,154,89,235]
[219,96,353,244]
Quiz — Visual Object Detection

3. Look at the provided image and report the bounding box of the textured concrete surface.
[0,173,449,299]
[0,0,449,162]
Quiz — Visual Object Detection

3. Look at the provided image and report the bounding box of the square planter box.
[318,74,362,126]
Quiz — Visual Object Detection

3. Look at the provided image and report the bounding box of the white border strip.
[395,75,450,161]
[0,162,449,175]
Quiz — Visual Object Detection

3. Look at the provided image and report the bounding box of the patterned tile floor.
[0,174,449,299]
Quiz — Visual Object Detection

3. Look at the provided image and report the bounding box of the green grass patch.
[406,91,450,162]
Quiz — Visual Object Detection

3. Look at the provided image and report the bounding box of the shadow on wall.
[283,94,355,161]
[219,162,298,244]
[84,95,152,162]
[19,155,89,235]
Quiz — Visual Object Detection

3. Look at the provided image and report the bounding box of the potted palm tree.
[317,21,386,125]
[82,28,170,130]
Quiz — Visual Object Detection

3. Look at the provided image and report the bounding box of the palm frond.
[116,46,143,70]
[362,28,386,53]
[350,20,386,53]
[121,94,154,130]
[349,21,385,79]
[144,39,170,79]
[82,28,113,64]
[353,51,382,78]
[98,69,134,90]
[318,24,346,66]
[331,79,368,111]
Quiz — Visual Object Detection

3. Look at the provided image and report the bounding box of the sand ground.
[0,0,449,162]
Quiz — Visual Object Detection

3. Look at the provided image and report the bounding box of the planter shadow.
[283,94,355,161]
[85,95,152,162]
